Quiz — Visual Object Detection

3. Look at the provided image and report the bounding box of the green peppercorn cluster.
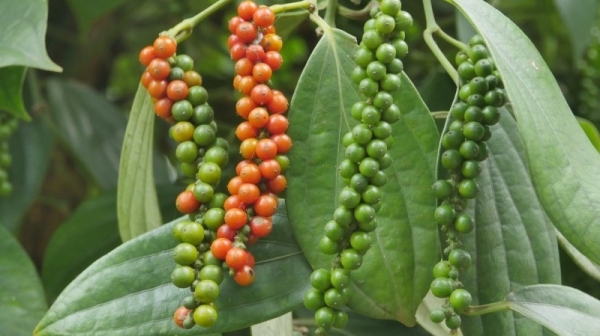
[164,55,231,329]
[428,35,507,331]
[303,0,413,334]
[0,112,19,197]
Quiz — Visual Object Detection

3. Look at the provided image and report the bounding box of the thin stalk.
[338,1,378,20]
[423,0,466,86]
[324,0,338,28]
[271,0,313,14]
[462,301,511,316]
[309,10,331,35]
[166,0,232,43]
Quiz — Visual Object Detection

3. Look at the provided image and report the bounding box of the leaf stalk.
[271,0,314,14]
[462,301,511,316]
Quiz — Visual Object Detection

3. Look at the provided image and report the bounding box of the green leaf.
[41,185,181,303]
[286,28,440,326]
[506,284,600,335]
[46,78,123,190]
[65,0,128,38]
[46,78,173,191]
[577,117,600,152]
[250,313,292,336]
[556,229,600,283]
[35,200,311,336]
[553,0,600,59]
[0,226,48,336]
[455,110,561,335]
[117,85,162,241]
[0,117,54,232]
[0,66,29,120]
[451,0,600,266]
[0,0,61,71]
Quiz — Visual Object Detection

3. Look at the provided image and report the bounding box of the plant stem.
[338,1,378,20]
[324,0,339,28]
[309,10,331,35]
[271,0,313,14]
[422,0,464,86]
[462,301,511,316]
[166,0,232,43]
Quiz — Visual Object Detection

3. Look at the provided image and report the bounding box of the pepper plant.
[2,0,600,335]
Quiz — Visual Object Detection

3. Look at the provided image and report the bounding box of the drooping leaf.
[556,229,600,283]
[0,226,48,336]
[0,66,29,120]
[506,284,600,335]
[0,117,54,233]
[117,85,162,241]
[34,201,311,336]
[577,116,600,152]
[250,313,292,336]
[65,0,128,38]
[453,110,561,335]
[41,185,180,303]
[286,28,440,326]
[451,0,600,265]
[46,79,173,191]
[0,0,61,71]
[553,0,600,59]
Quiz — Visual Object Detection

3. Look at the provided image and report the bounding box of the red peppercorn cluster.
[209,0,291,287]
[139,36,205,121]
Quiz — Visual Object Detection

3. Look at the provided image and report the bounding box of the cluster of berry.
[304,0,413,334]
[429,35,507,331]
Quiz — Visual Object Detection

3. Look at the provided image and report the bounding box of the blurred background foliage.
[2,0,600,333]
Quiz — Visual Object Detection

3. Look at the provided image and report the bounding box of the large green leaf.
[117,85,162,241]
[0,0,61,71]
[65,0,128,38]
[286,28,440,326]
[0,117,54,232]
[451,0,600,265]
[0,66,29,120]
[506,285,600,335]
[553,0,600,59]
[35,201,311,336]
[0,226,48,336]
[41,185,180,303]
[453,109,561,335]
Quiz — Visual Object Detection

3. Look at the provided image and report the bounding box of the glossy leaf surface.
[455,110,561,335]
[0,0,61,71]
[0,117,54,232]
[35,201,311,336]
[117,85,162,241]
[0,226,47,336]
[286,28,440,326]
[556,229,600,283]
[0,66,29,120]
[506,285,600,335]
[452,0,600,265]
